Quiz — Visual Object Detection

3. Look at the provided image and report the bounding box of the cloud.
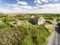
[6,3,32,9]
[41,4,60,9]
[34,0,41,4]
[20,6,33,9]
[17,1,28,5]
[2,3,60,14]
[36,4,60,13]
[34,0,59,5]
[34,0,49,4]
[14,4,60,13]
[34,0,49,7]
[0,0,60,14]
[16,0,28,5]
[41,0,48,2]
[6,4,17,7]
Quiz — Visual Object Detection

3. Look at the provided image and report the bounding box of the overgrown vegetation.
[0,13,59,45]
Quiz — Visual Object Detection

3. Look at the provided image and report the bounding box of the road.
[52,23,60,45]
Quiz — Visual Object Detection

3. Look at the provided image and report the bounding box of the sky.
[0,0,60,13]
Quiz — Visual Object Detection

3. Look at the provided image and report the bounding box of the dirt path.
[47,31,55,45]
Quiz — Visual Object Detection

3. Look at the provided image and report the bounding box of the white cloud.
[36,4,60,13]
[17,1,28,5]
[1,4,60,14]
[34,0,49,7]
[1,1,60,14]
[20,6,33,9]
[16,0,28,5]
[41,0,48,2]
[6,4,18,7]
[14,4,60,13]
[34,0,41,4]
[6,3,33,10]
[41,4,60,9]
[34,0,49,4]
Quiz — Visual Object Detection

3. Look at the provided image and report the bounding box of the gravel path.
[47,31,55,45]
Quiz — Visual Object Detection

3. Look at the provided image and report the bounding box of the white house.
[38,16,45,25]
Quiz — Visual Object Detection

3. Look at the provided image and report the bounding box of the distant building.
[38,16,45,25]
[29,16,45,25]
[29,15,37,25]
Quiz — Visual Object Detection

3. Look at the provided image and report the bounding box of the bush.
[0,14,53,45]
[21,30,33,45]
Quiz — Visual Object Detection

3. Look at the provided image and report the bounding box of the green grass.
[0,22,51,45]
[0,13,59,45]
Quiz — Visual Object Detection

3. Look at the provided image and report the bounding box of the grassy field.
[0,13,59,45]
